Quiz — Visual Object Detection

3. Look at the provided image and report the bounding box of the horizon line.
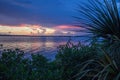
[0,34,84,37]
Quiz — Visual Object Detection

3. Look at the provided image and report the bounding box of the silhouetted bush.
[0,41,99,80]
[55,41,99,80]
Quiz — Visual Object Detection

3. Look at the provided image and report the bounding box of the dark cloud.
[0,0,119,27]
[0,0,80,27]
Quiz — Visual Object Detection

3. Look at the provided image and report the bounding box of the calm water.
[0,36,83,60]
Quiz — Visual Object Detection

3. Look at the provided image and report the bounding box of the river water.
[0,36,85,60]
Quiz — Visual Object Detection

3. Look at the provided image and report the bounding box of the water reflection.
[0,36,82,59]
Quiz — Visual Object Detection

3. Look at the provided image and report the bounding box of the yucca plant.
[76,0,120,68]
[76,0,120,43]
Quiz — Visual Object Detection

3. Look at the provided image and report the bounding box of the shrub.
[0,49,61,80]
[55,41,99,80]
[0,49,30,80]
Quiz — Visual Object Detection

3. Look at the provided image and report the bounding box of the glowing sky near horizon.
[0,0,119,36]
[0,0,83,36]
[0,24,80,36]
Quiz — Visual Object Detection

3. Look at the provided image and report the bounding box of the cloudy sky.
[0,0,81,36]
[0,0,119,36]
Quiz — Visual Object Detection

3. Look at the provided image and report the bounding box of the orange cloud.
[0,24,81,36]
[55,25,80,29]
[0,24,56,36]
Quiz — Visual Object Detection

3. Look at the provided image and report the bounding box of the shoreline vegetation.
[0,41,100,80]
[0,40,119,80]
[0,0,120,80]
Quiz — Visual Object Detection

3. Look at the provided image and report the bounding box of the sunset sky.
[0,0,120,36]
[0,24,81,36]
[0,0,81,36]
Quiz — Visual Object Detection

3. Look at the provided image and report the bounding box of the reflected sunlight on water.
[0,36,84,60]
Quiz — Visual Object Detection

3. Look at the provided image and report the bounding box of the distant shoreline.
[0,35,83,37]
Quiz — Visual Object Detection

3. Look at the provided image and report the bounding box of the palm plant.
[76,0,120,43]
[76,0,120,68]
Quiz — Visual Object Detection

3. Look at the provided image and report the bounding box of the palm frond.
[76,0,120,41]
